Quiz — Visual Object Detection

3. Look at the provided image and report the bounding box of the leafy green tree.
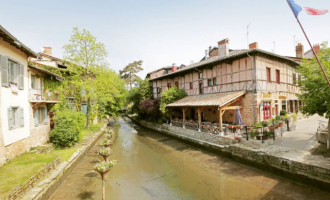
[126,87,140,113]
[160,87,187,114]
[139,78,153,101]
[120,61,143,90]
[298,42,330,149]
[63,27,108,128]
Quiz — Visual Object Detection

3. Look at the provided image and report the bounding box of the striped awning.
[167,90,246,107]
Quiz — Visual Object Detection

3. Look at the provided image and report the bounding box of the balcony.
[29,89,60,103]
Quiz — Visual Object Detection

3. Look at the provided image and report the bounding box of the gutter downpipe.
[247,52,257,124]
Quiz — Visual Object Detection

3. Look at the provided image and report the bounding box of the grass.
[0,123,103,199]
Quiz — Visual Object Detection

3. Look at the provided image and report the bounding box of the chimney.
[43,47,52,56]
[218,38,229,58]
[171,63,177,72]
[313,44,320,55]
[205,50,209,59]
[295,43,304,58]
[249,42,258,49]
[209,46,212,53]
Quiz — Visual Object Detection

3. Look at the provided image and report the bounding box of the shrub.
[50,110,86,148]
[160,87,187,115]
[139,98,161,120]
[280,110,287,116]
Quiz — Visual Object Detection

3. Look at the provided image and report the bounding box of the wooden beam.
[169,108,173,126]
[221,106,243,111]
[181,107,188,129]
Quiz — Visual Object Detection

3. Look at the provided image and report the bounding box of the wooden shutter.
[31,75,36,89]
[19,64,24,90]
[35,108,39,126]
[44,107,48,124]
[19,107,24,127]
[8,108,14,129]
[276,70,280,84]
[1,55,9,87]
[40,78,43,98]
[293,73,297,85]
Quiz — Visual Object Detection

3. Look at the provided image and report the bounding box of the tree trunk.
[327,118,330,149]
[86,97,91,129]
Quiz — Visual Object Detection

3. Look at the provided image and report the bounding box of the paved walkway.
[273,114,327,151]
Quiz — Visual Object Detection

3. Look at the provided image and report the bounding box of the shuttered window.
[167,83,172,89]
[208,79,212,86]
[1,55,24,89]
[276,70,280,84]
[31,75,36,89]
[213,78,217,86]
[8,107,22,130]
[266,68,271,83]
[175,81,178,88]
[190,82,193,89]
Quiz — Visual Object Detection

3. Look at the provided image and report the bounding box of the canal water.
[50,116,330,200]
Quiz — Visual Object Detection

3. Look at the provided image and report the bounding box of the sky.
[1,0,330,78]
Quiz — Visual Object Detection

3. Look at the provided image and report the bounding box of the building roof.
[150,48,300,81]
[28,65,64,81]
[0,25,37,58]
[38,52,63,62]
[167,90,246,107]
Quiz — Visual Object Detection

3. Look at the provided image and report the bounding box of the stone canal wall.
[129,116,330,191]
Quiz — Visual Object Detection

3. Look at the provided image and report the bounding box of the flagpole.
[295,16,330,87]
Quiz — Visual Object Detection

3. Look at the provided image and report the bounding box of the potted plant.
[268,129,275,138]
[249,131,256,139]
[94,160,117,200]
[101,138,113,147]
[262,130,270,140]
[98,147,112,162]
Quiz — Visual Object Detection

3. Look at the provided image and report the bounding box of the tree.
[160,87,187,115]
[298,41,330,149]
[138,78,153,101]
[63,27,108,128]
[120,61,143,90]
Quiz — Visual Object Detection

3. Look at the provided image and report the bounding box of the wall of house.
[151,56,255,98]
[0,39,32,164]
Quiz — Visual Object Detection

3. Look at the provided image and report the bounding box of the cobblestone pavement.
[273,114,327,151]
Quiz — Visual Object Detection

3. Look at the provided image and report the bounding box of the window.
[293,73,297,85]
[263,102,271,120]
[198,72,203,79]
[190,82,193,89]
[298,74,301,82]
[208,79,212,86]
[213,77,217,86]
[31,75,36,89]
[1,55,24,89]
[175,81,178,88]
[8,107,24,129]
[82,103,87,114]
[157,87,162,97]
[167,83,172,89]
[8,60,18,84]
[34,107,48,126]
[199,82,203,94]
[266,68,271,83]
[276,70,280,84]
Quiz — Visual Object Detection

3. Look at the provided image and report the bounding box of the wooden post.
[181,107,187,129]
[219,109,226,132]
[197,107,204,132]
[169,108,173,126]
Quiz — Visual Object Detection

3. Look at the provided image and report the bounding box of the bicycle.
[317,120,327,132]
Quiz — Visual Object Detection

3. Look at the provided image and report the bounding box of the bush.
[160,87,187,115]
[50,110,86,148]
[280,110,287,116]
[139,98,161,120]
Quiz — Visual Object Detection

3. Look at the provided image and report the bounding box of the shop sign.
[279,95,287,100]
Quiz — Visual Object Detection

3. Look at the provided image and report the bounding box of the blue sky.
[1,0,330,78]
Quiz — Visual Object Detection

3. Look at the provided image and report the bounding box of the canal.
[50,116,330,200]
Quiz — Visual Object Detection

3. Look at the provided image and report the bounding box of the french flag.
[304,7,328,15]
[287,0,328,17]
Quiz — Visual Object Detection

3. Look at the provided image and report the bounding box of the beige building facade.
[148,39,302,127]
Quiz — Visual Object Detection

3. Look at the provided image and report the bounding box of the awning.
[167,90,246,108]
